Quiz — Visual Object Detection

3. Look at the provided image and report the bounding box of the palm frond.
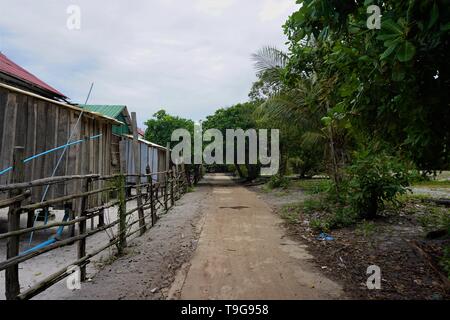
[252,46,289,74]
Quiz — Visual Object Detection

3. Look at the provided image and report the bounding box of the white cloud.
[0,0,298,127]
[194,0,236,16]
[259,0,298,22]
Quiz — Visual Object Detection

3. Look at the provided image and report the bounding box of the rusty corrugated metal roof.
[0,52,66,98]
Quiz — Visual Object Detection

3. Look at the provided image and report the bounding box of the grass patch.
[266,175,290,190]
[280,203,302,224]
[412,180,450,188]
[280,196,357,233]
[355,220,377,237]
[292,179,330,195]
[417,207,450,233]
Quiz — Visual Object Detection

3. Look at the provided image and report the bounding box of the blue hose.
[20,210,70,256]
[0,134,103,176]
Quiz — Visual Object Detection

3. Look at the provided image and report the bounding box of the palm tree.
[252,46,347,186]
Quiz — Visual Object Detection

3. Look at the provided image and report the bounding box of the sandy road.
[170,174,343,300]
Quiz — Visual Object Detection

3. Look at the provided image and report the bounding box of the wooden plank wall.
[119,136,167,183]
[0,87,112,206]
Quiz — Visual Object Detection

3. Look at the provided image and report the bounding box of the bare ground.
[169,174,343,300]
[249,182,450,300]
[56,183,211,300]
[0,182,210,300]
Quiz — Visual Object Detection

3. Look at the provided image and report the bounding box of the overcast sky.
[0,0,298,126]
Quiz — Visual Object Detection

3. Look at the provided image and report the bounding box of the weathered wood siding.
[0,87,113,206]
[119,136,167,183]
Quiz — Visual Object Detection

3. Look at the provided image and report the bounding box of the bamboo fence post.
[77,177,91,282]
[165,143,170,211]
[150,176,156,225]
[146,165,151,202]
[170,169,175,207]
[117,175,127,254]
[5,146,25,300]
[65,203,75,237]
[131,112,146,235]
[183,162,188,193]
[164,171,168,211]
[26,210,34,229]
[173,166,177,201]
[97,208,105,228]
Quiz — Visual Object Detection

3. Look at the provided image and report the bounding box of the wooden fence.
[0,146,189,300]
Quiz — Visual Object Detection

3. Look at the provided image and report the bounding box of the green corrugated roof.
[79,105,126,119]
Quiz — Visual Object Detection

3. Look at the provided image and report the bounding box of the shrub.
[310,218,331,233]
[330,206,358,228]
[267,175,290,189]
[343,150,411,219]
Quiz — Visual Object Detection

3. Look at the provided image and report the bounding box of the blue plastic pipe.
[0,134,102,176]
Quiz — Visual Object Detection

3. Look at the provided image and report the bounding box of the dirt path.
[169,174,343,300]
[30,183,211,300]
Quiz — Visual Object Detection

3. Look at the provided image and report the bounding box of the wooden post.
[97,208,105,228]
[26,210,34,229]
[146,165,156,225]
[175,165,180,200]
[145,165,151,201]
[170,170,175,207]
[77,177,91,282]
[150,175,156,225]
[131,112,146,235]
[165,143,170,211]
[116,175,127,254]
[183,162,189,193]
[164,172,168,211]
[65,203,75,237]
[5,146,25,300]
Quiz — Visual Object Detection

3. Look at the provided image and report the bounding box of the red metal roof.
[0,52,66,98]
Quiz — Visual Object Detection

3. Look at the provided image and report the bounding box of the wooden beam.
[131,112,146,235]
[5,146,24,300]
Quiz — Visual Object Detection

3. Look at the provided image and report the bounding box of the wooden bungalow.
[0,53,121,206]
[79,105,169,182]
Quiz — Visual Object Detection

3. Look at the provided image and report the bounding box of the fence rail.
[0,159,190,300]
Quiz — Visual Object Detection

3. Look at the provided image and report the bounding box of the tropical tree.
[145,109,194,149]
[203,102,260,180]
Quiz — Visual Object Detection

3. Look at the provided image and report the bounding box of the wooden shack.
[79,105,169,181]
[0,53,121,205]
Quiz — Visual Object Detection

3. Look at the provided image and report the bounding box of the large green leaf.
[396,41,416,62]
[380,44,398,60]
[428,2,439,29]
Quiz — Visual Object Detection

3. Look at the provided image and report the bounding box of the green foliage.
[280,205,300,224]
[294,179,331,195]
[412,180,450,188]
[355,220,377,238]
[418,207,450,234]
[203,102,260,180]
[284,0,450,171]
[441,246,450,280]
[310,218,331,233]
[267,175,290,190]
[343,149,411,218]
[145,110,194,149]
[331,206,359,228]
